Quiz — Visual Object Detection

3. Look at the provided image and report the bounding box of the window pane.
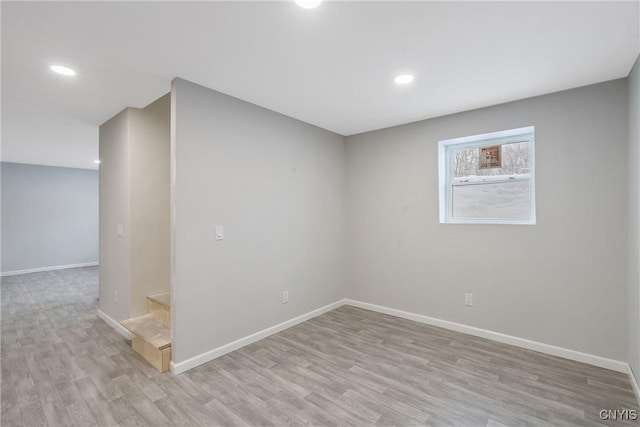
[452,141,530,179]
[452,180,531,219]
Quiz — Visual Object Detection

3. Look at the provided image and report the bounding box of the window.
[438,126,535,224]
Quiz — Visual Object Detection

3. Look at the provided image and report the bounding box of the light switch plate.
[215,225,224,240]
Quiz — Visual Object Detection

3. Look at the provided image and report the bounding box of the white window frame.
[438,126,536,225]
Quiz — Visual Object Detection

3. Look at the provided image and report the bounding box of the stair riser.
[148,300,170,328]
[132,334,171,372]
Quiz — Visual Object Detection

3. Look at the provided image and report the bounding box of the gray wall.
[99,110,131,322]
[629,55,640,376]
[99,96,171,322]
[130,94,171,317]
[346,80,628,362]
[1,162,98,273]
[171,78,347,364]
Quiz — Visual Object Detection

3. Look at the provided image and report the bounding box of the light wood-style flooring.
[1,267,638,426]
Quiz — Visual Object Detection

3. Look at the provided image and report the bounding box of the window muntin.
[438,127,535,224]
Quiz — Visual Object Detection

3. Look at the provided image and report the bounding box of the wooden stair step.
[147,292,170,328]
[132,335,171,373]
[147,292,170,308]
[120,314,171,350]
[121,313,171,372]
[120,294,172,372]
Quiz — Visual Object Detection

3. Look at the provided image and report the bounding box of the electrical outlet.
[465,293,473,307]
[282,291,289,304]
[115,290,119,302]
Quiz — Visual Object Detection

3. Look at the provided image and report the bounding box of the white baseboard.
[97,309,132,340]
[628,365,640,405]
[344,299,628,373]
[170,299,347,375]
[168,297,628,377]
[1,262,99,277]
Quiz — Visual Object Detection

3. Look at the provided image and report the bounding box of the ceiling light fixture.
[295,0,322,9]
[94,160,101,164]
[50,65,76,76]
[394,74,414,85]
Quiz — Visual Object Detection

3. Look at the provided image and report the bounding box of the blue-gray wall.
[1,162,98,274]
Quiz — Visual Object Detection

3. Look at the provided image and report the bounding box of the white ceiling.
[2,1,639,170]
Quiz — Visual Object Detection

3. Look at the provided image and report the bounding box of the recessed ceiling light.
[50,65,76,76]
[394,74,414,85]
[295,0,322,9]
[94,160,101,164]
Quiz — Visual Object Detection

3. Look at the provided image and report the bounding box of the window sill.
[440,218,536,225]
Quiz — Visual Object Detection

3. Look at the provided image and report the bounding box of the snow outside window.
[438,126,536,224]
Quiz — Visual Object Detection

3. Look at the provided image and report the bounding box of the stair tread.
[121,314,171,350]
[147,292,170,308]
